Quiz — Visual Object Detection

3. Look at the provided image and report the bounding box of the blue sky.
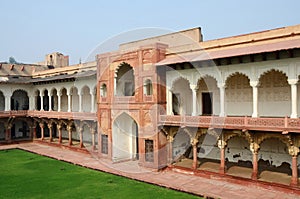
[1,0,300,64]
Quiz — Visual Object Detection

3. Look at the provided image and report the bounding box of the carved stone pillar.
[49,94,52,111]
[67,125,72,146]
[57,124,62,144]
[90,91,95,113]
[167,89,173,115]
[250,81,259,118]
[190,85,198,116]
[191,138,199,169]
[289,146,299,186]
[41,94,44,111]
[167,135,174,164]
[39,123,44,140]
[288,79,298,118]
[218,83,225,117]
[79,126,83,148]
[78,93,82,112]
[5,124,12,142]
[250,142,260,180]
[67,90,71,112]
[57,93,61,112]
[48,123,53,142]
[218,139,227,174]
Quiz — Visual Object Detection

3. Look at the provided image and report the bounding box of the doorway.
[202,92,212,115]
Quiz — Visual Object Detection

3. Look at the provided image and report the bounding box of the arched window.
[143,79,153,96]
[115,62,135,96]
[100,84,107,97]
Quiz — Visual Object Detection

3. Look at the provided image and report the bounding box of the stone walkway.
[1,143,300,199]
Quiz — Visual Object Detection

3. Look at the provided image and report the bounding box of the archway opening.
[115,63,135,96]
[225,73,252,116]
[258,137,292,185]
[197,76,219,116]
[11,90,29,110]
[225,136,252,178]
[172,78,192,115]
[112,113,138,162]
[82,86,91,112]
[258,70,290,117]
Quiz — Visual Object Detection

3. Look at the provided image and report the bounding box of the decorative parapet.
[159,115,300,133]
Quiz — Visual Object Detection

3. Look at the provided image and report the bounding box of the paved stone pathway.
[1,143,300,199]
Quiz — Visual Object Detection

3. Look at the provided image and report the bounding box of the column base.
[219,167,225,174]
[290,177,298,187]
[251,172,258,180]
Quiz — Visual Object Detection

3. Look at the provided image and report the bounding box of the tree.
[8,57,17,64]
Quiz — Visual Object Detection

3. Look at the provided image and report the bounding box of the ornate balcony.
[159,115,300,133]
[0,110,97,121]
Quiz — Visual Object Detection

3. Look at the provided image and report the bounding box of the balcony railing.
[0,110,97,121]
[159,115,300,133]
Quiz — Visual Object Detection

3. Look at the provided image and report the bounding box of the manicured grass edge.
[1,147,204,198]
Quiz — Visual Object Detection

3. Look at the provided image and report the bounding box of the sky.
[0,0,300,65]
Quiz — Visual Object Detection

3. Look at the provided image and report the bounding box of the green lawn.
[0,149,200,199]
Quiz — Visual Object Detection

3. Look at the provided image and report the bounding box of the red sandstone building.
[1,24,300,189]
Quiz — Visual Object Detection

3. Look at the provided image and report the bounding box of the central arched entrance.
[112,113,138,162]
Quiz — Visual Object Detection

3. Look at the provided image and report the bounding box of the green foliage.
[8,57,18,64]
[0,149,200,199]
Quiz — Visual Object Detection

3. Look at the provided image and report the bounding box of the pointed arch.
[11,89,29,110]
[258,69,290,117]
[225,72,252,116]
[171,77,192,115]
[115,62,135,96]
[0,90,5,111]
[112,112,139,161]
[81,85,91,112]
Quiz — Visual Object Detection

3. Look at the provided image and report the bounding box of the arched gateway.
[112,113,139,162]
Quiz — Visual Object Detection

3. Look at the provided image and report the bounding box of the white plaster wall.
[226,136,252,163]
[298,83,300,117]
[172,131,190,160]
[259,138,291,167]
[0,91,5,111]
[197,134,220,160]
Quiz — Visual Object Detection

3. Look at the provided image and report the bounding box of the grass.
[0,149,200,199]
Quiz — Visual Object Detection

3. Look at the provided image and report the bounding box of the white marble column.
[67,90,71,112]
[57,93,61,112]
[91,91,95,113]
[250,81,259,118]
[190,84,198,116]
[167,88,173,115]
[4,94,11,111]
[40,93,44,111]
[218,83,225,117]
[29,95,35,110]
[78,92,82,112]
[288,79,298,118]
[48,94,52,111]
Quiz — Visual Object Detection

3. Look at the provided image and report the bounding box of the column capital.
[289,145,299,157]
[47,123,53,129]
[167,135,174,143]
[288,79,298,85]
[250,142,260,154]
[189,84,198,91]
[67,125,72,131]
[217,82,226,89]
[191,138,199,146]
[250,81,259,87]
[218,140,227,149]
